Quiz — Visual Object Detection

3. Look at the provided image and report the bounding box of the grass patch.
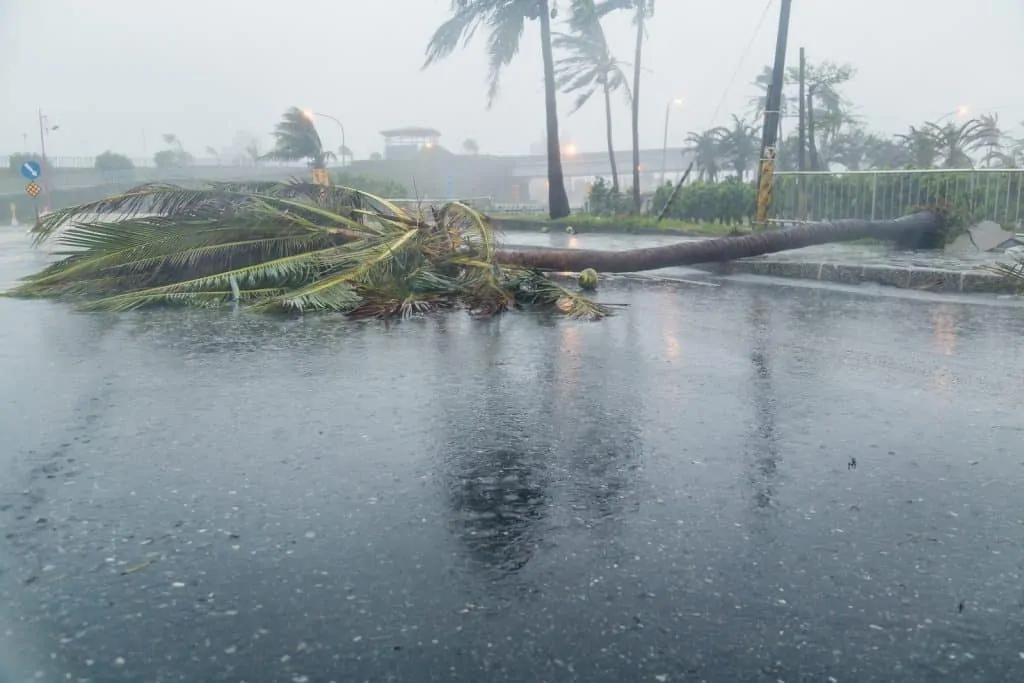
[490,214,749,237]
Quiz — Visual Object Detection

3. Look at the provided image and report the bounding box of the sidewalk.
[695,242,1015,294]
[500,230,1019,295]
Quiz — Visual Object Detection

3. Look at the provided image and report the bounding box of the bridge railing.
[771,169,1024,228]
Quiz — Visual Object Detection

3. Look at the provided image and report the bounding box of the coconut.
[578,268,598,291]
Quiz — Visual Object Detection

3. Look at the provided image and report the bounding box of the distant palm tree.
[748,65,791,119]
[425,0,571,219]
[162,133,185,153]
[553,0,631,193]
[859,133,909,170]
[339,145,354,165]
[975,113,1009,167]
[462,138,480,155]
[895,126,941,169]
[713,115,759,180]
[596,0,655,211]
[245,143,260,166]
[263,107,334,169]
[919,118,993,169]
[684,130,723,181]
[205,146,220,163]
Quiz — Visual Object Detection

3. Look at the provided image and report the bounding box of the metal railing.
[771,169,1024,227]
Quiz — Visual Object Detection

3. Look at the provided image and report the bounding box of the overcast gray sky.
[2,0,1021,161]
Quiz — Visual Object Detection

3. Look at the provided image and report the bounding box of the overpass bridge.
[508,146,692,178]
[2,145,694,195]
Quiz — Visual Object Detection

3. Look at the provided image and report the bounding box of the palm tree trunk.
[807,87,819,172]
[495,211,942,272]
[602,81,620,194]
[630,9,644,212]
[539,0,572,220]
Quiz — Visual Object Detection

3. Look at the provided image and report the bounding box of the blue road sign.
[20,160,41,180]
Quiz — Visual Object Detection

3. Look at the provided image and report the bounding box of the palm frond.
[9,180,614,321]
[986,256,1024,292]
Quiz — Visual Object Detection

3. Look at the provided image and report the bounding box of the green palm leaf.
[9,179,612,321]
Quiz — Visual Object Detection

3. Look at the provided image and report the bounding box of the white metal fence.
[772,169,1024,227]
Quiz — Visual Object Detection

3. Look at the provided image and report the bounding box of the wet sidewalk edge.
[690,260,1018,294]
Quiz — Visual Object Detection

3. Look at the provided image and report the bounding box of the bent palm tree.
[263,107,334,170]
[553,0,631,193]
[919,118,992,169]
[425,0,571,219]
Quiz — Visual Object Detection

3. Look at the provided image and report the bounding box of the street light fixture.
[302,109,348,167]
[37,109,60,211]
[661,97,684,185]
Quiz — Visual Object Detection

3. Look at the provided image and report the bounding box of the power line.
[705,0,777,129]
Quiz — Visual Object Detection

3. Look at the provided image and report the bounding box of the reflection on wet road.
[1,231,1024,681]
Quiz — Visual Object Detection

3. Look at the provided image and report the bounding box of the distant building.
[380,127,442,161]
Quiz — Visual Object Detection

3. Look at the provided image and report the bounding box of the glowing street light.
[301,109,348,167]
[935,105,970,123]
[562,142,578,157]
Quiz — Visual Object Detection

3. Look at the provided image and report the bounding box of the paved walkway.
[501,231,1019,294]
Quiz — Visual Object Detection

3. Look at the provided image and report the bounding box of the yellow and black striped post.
[754,146,776,226]
[312,168,330,187]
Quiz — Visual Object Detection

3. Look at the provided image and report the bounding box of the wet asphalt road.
[2,230,1024,682]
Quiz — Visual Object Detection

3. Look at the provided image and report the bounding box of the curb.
[691,260,1017,294]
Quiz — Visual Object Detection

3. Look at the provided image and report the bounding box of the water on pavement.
[1,230,1024,682]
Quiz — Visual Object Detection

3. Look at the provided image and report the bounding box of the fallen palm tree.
[8,181,948,320]
[495,211,945,272]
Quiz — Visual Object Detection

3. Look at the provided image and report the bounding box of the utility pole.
[754,0,792,226]
[37,109,55,213]
[807,84,818,172]
[797,48,806,173]
[660,98,683,185]
[797,47,807,220]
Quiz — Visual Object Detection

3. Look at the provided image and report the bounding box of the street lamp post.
[37,109,60,212]
[661,98,683,185]
[303,110,347,167]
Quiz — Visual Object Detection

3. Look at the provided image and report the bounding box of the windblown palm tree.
[263,107,334,170]
[748,65,791,119]
[595,0,655,212]
[553,0,631,193]
[919,118,993,169]
[339,145,354,166]
[713,115,759,180]
[895,126,941,169]
[425,0,572,219]
[684,130,724,182]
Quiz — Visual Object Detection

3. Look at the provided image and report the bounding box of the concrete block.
[862,265,912,289]
[831,264,865,285]
[972,221,1014,252]
[906,268,952,291]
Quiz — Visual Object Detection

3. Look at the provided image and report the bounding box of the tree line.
[683,61,1021,181]
[426,0,1023,221]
